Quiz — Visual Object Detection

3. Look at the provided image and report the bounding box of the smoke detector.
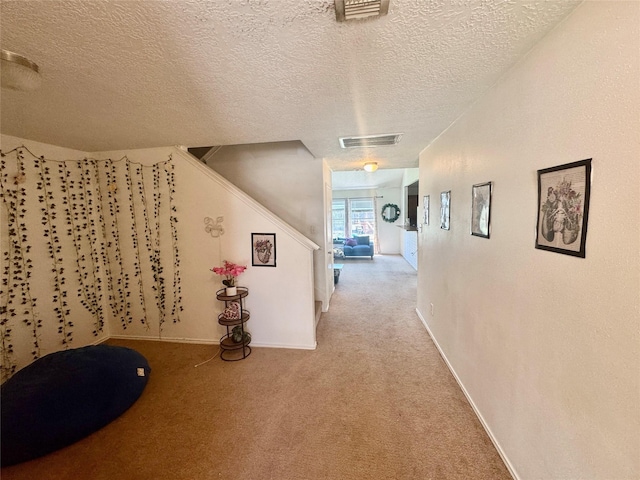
[339,133,402,148]
[335,0,389,22]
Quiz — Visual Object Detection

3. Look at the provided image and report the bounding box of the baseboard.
[251,341,317,350]
[107,335,316,350]
[109,335,218,345]
[415,308,519,480]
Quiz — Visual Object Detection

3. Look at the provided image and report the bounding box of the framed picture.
[535,159,591,258]
[252,233,276,267]
[423,195,430,225]
[440,191,450,230]
[471,182,492,238]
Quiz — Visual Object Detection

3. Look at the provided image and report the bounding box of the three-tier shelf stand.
[216,287,251,361]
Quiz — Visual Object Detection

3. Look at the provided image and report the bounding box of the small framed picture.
[423,195,430,225]
[535,159,591,258]
[471,182,492,238]
[440,191,450,230]
[252,233,276,267]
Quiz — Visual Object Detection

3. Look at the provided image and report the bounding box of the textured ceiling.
[332,167,409,190]
[0,0,581,172]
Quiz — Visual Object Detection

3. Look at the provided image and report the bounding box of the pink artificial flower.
[210,260,247,287]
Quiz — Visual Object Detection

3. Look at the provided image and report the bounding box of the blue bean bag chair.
[1,344,150,466]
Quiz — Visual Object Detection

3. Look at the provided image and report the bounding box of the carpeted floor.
[1,255,511,479]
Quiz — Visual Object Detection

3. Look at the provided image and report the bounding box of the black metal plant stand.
[216,287,251,361]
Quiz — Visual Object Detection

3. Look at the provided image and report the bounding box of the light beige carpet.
[1,255,511,479]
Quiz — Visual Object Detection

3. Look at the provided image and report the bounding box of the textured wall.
[417,2,639,479]
[0,135,109,378]
[202,141,328,309]
[0,135,319,379]
[0,138,184,377]
[97,146,319,350]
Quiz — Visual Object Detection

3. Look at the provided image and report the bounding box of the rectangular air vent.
[335,0,389,22]
[339,133,402,148]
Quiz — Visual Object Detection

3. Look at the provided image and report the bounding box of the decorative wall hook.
[204,216,224,237]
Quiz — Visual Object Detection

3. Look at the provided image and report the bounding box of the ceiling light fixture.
[1,49,41,91]
[363,162,378,173]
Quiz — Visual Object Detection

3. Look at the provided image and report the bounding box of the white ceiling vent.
[335,0,389,22]
[339,133,402,148]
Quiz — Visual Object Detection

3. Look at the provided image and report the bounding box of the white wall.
[97,146,320,349]
[0,135,109,377]
[402,168,419,188]
[322,165,334,311]
[417,2,639,479]
[1,135,89,160]
[400,168,419,262]
[0,137,319,379]
[376,187,402,254]
[202,142,329,309]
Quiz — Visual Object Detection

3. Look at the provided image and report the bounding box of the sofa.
[333,235,374,259]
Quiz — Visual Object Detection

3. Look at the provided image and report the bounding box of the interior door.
[324,182,334,310]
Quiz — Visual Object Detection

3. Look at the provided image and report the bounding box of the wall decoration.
[381,203,400,223]
[204,216,224,237]
[125,161,148,330]
[93,159,124,324]
[150,164,166,330]
[0,149,39,380]
[0,145,183,380]
[536,159,591,258]
[222,301,241,320]
[102,159,127,324]
[423,195,430,225]
[471,182,492,238]
[36,158,77,344]
[167,161,183,323]
[440,191,450,230]
[92,161,118,329]
[252,233,276,267]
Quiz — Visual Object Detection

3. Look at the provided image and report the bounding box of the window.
[348,198,375,237]
[332,199,347,239]
[332,197,376,241]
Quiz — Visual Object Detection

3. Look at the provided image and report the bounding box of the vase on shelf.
[225,286,237,296]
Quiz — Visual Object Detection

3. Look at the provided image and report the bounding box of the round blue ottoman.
[1,344,150,466]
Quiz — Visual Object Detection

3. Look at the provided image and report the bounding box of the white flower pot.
[225,286,237,296]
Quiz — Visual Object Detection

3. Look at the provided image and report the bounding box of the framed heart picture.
[252,233,276,267]
[535,159,591,258]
